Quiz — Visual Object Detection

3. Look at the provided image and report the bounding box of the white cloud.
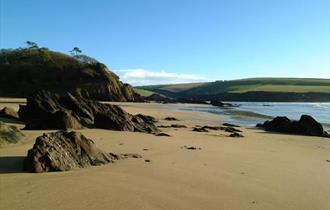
[115,69,207,86]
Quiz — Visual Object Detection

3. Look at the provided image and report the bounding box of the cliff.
[0,48,139,101]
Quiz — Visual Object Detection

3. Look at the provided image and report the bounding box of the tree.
[26,41,39,49]
[70,47,82,55]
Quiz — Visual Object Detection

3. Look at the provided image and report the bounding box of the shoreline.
[0,100,329,210]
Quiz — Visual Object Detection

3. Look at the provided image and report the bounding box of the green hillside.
[133,88,155,97]
[139,78,330,96]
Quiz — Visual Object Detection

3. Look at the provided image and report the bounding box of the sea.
[134,102,330,131]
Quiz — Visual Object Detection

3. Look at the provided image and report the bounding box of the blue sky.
[1,0,329,85]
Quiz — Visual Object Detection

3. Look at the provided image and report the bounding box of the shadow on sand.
[0,156,26,174]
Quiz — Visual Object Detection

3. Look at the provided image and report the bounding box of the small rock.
[145,159,151,163]
[158,125,170,128]
[170,124,187,128]
[202,125,223,130]
[120,153,143,159]
[155,132,171,137]
[229,132,244,137]
[192,127,209,132]
[164,117,178,121]
[182,146,202,150]
[222,123,240,127]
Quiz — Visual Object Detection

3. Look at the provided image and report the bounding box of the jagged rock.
[257,115,329,137]
[18,90,159,133]
[0,107,19,120]
[135,114,158,123]
[0,121,24,144]
[24,131,117,173]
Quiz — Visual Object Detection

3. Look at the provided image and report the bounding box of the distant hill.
[0,47,139,101]
[138,78,330,102]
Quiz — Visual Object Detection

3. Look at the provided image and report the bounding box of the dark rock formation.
[181,145,202,150]
[158,124,187,128]
[0,107,19,120]
[222,123,240,127]
[229,132,244,138]
[135,114,158,123]
[192,127,209,132]
[0,121,24,144]
[164,117,179,121]
[257,115,329,137]
[202,126,223,130]
[0,48,140,101]
[24,131,117,172]
[119,153,143,159]
[18,90,159,134]
[171,124,187,128]
[224,127,242,133]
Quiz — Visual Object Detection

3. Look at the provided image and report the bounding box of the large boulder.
[24,131,117,172]
[257,115,329,137]
[0,121,24,145]
[18,90,159,133]
[0,107,20,120]
[291,115,326,137]
[0,48,140,101]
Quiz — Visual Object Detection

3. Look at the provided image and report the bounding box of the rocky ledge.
[18,90,159,134]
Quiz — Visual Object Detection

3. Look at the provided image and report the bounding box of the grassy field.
[226,84,330,93]
[133,88,155,97]
[138,78,330,96]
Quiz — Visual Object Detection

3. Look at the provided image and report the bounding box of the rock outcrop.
[164,117,179,121]
[24,131,117,172]
[18,90,159,133]
[0,121,24,144]
[257,115,329,137]
[0,107,20,120]
[0,48,140,101]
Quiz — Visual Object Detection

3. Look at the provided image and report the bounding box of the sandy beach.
[0,101,329,210]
